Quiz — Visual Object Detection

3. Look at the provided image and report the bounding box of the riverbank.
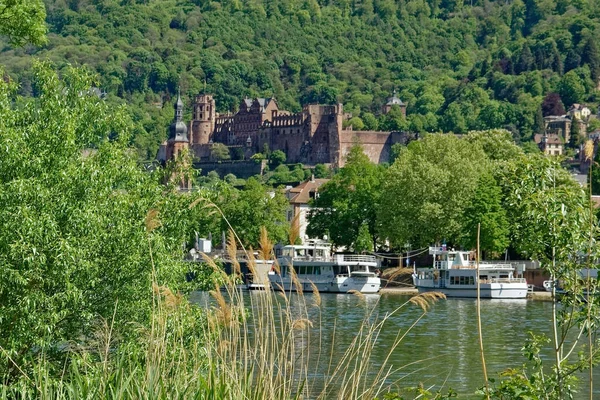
[380,286,554,301]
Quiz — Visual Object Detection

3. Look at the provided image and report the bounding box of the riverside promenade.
[380,286,553,300]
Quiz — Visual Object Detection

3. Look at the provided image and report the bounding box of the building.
[543,115,572,144]
[535,132,563,156]
[381,90,407,117]
[568,104,592,121]
[158,92,412,169]
[285,178,330,243]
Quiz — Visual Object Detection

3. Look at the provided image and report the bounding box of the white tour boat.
[268,240,381,294]
[412,246,528,299]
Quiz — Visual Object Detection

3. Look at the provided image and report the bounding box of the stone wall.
[193,160,266,178]
[339,130,409,166]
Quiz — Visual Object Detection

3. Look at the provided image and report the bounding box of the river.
[192,290,600,399]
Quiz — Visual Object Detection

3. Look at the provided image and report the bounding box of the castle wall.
[339,130,406,166]
[194,160,266,179]
[179,94,407,170]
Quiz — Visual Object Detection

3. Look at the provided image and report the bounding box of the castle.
[158,91,409,170]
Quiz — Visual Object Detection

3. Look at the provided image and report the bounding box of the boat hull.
[269,276,380,294]
[414,282,528,299]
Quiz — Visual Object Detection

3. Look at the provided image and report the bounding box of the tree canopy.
[3,1,600,159]
[379,133,491,248]
[307,144,383,251]
[0,0,46,46]
[0,62,215,374]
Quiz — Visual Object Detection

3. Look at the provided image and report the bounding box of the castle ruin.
[158,92,409,169]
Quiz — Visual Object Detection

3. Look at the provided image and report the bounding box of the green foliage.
[498,154,591,273]
[0,0,46,46]
[0,62,216,377]
[313,163,332,178]
[210,142,231,161]
[5,0,600,158]
[559,70,586,107]
[308,144,382,250]
[483,333,579,399]
[379,133,489,248]
[461,173,510,255]
[220,177,288,247]
[269,149,287,166]
[354,222,373,254]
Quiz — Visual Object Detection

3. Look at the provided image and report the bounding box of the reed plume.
[584,139,594,161]
[258,226,274,261]
[409,292,446,312]
[309,281,322,307]
[226,229,241,277]
[289,212,300,245]
[145,209,161,233]
[348,289,365,300]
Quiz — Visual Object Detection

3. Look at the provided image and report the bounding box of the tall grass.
[1,226,445,399]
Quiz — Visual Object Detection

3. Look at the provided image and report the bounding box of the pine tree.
[565,49,582,73]
[516,43,534,74]
[569,118,581,149]
[534,106,545,135]
[582,37,600,83]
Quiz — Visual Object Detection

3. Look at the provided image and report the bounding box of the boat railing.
[336,254,378,264]
[480,278,527,284]
[288,255,331,262]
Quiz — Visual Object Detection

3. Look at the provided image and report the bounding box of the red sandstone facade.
[160,93,410,168]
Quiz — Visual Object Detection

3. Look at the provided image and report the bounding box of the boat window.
[305,266,313,275]
[283,248,293,257]
[448,254,455,261]
[459,276,465,285]
[314,266,320,275]
[469,277,474,285]
[462,253,469,261]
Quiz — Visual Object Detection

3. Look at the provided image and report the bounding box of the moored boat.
[268,240,381,294]
[412,246,528,299]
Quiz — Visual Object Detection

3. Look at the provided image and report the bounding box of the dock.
[380,286,554,300]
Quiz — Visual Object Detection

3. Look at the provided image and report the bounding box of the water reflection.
[191,291,598,398]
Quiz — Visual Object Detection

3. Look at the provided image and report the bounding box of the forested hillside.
[2,0,600,160]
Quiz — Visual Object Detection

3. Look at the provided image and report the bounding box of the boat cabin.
[278,239,332,262]
[430,246,475,270]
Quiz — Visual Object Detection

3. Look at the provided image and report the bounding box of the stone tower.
[190,94,215,145]
[382,89,406,117]
[166,93,189,161]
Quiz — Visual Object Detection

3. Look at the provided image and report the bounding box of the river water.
[192,291,600,399]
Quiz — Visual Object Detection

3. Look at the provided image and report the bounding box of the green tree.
[558,70,586,107]
[464,129,524,162]
[354,222,373,254]
[211,143,231,161]
[378,133,489,248]
[516,43,534,74]
[0,63,212,376]
[581,37,600,83]
[313,163,331,178]
[533,106,545,135]
[568,118,581,149]
[361,112,379,131]
[461,173,510,255]
[270,149,287,166]
[220,177,288,247]
[307,144,382,250]
[0,0,46,46]
[494,154,596,399]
